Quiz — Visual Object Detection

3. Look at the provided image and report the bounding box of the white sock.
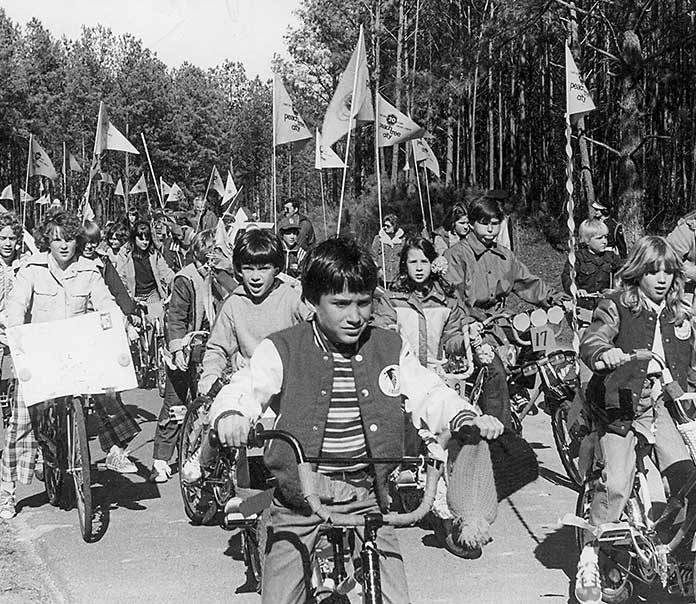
[110,445,125,456]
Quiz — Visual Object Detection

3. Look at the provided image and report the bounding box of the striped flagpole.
[565,112,580,357]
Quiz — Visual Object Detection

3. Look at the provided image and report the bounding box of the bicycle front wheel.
[70,396,93,542]
[551,403,583,487]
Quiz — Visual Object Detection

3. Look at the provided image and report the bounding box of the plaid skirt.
[1,390,38,485]
[93,392,141,453]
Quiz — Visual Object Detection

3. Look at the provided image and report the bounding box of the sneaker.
[150,459,172,483]
[105,448,138,474]
[575,548,602,604]
[181,449,202,485]
[0,488,15,521]
[34,448,44,482]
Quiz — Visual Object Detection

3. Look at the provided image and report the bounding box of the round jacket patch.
[675,321,692,341]
[378,365,401,397]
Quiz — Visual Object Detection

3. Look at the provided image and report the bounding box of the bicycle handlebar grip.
[594,349,652,372]
[208,428,220,448]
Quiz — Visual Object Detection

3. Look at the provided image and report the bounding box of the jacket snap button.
[361,389,369,397]
[369,424,378,432]
[355,354,363,362]
[323,355,330,361]
[312,425,318,431]
[320,390,327,396]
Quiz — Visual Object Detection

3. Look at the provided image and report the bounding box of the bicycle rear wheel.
[70,396,93,542]
[40,401,66,507]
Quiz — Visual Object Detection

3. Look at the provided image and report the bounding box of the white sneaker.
[575,547,602,604]
[181,449,202,485]
[106,447,138,474]
[0,487,15,520]
[151,459,171,483]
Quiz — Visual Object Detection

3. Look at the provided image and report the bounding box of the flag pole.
[412,142,427,230]
[23,135,32,231]
[423,165,434,232]
[62,141,67,203]
[203,166,213,208]
[141,133,163,208]
[336,26,364,236]
[272,73,278,230]
[221,186,245,219]
[374,92,388,289]
[124,123,130,213]
[144,175,152,215]
[319,169,328,239]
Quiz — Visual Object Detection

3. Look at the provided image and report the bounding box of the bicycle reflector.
[512,312,531,332]
[530,308,548,327]
[547,306,565,325]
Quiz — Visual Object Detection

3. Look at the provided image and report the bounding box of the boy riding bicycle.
[211,237,503,604]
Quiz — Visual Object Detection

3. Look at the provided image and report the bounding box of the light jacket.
[7,253,120,327]
[115,248,174,300]
[166,263,214,353]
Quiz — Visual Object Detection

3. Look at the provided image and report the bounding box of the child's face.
[587,231,608,254]
[472,218,501,246]
[405,248,432,285]
[240,263,278,299]
[0,226,18,261]
[453,215,470,237]
[312,287,373,345]
[49,231,77,267]
[640,263,673,304]
[282,230,299,247]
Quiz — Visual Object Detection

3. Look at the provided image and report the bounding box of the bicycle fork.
[360,513,384,604]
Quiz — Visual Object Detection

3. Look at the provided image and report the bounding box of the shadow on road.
[538,466,580,492]
[534,526,575,603]
[91,463,161,512]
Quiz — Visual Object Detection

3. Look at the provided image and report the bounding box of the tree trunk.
[390,0,404,186]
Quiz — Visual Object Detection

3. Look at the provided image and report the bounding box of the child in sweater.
[210,237,503,604]
[574,236,696,603]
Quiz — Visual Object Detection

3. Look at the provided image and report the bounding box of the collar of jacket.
[465,231,506,260]
[378,227,404,246]
[390,281,448,306]
[25,252,99,273]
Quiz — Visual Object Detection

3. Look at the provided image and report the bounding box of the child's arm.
[88,269,121,318]
[198,298,240,394]
[5,265,33,328]
[208,339,283,446]
[166,276,194,354]
[579,297,621,370]
[509,253,558,307]
[441,300,470,356]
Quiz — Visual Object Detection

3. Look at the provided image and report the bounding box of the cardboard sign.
[7,311,137,406]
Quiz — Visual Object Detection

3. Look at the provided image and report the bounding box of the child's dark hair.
[302,237,377,305]
[191,229,215,264]
[232,228,283,273]
[468,197,504,224]
[443,203,468,233]
[396,236,453,294]
[129,219,155,254]
[36,209,85,253]
[83,220,101,244]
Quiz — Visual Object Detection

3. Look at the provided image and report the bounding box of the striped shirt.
[313,322,369,474]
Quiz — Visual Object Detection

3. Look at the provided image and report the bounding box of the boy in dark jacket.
[210,237,503,604]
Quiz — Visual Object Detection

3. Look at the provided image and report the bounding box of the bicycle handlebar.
[593,349,655,372]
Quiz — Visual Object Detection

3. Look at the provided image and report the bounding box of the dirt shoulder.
[0,522,61,604]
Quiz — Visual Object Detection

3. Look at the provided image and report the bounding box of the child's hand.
[473,414,504,440]
[217,413,252,447]
[599,347,631,370]
[174,349,188,372]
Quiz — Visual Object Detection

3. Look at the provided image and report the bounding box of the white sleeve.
[399,338,478,456]
[208,338,284,424]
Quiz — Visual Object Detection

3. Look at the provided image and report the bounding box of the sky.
[1,0,302,77]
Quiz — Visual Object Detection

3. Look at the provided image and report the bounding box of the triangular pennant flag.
[78,190,95,224]
[565,44,596,118]
[114,179,124,197]
[28,137,58,180]
[210,166,225,197]
[222,172,238,204]
[160,177,171,198]
[321,26,374,147]
[314,130,345,170]
[227,208,250,243]
[99,172,114,185]
[167,183,185,203]
[68,152,82,172]
[0,185,12,201]
[412,138,440,177]
[35,193,51,206]
[214,218,234,262]
[94,102,140,156]
[19,188,33,203]
[376,94,426,148]
[129,173,147,195]
[273,73,312,147]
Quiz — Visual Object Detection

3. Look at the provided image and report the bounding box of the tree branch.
[573,134,621,156]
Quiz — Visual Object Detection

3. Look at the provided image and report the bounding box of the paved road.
[9,387,584,604]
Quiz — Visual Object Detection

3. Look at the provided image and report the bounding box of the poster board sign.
[7,311,137,407]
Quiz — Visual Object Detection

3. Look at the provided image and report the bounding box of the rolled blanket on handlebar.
[447,426,539,550]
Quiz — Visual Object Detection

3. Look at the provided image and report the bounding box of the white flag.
[565,44,596,118]
[28,136,58,180]
[129,174,147,195]
[0,185,12,201]
[222,172,238,204]
[94,102,139,155]
[68,152,83,172]
[160,177,171,198]
[314,130,345,170]
[114,179,125,197]
[376,95,425,148]
[321,26,374,147]
[210,166,225,197]
[273,73,312,147]
[412,139,440,177]
[167,183,185,204]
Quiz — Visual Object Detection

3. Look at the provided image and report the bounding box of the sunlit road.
[9,387,586,604]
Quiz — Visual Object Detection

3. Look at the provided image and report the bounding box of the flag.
[114,179,125,197]
[210,166,225,197]
[222,172,238,204]
[273,73,312,147]
[412,138,440,177]
[93,102,140,155]
[214,218,234,262]
[167,183,185,204]
[565,44,596,118]
[129,174,147,195]
[78,190,95,223]
[160,177,171,198]
[0,185,12,201]
[314,130,345,169]
[376,95,426,147]
[321,26,374,147]
[227,208,250,243]
[68,152,82,172]
[99,172,114,185]
[28,137,58,180]
[35,193,51,206]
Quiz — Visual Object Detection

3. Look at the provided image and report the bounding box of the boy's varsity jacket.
[580,290,696,435]
[209,321,476,513]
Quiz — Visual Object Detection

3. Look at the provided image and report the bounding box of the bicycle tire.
[41,402,66,507]
[156,341,167,398]
[130,340,147,388]
[178,399,218,525]
[243,518,264,595]
[70,397,93,542]
[551,403,583,487]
